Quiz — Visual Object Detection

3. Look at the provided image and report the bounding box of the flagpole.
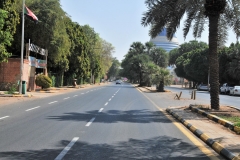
[19,0,25,94]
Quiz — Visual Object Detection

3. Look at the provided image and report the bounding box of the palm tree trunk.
[209,15,220,110]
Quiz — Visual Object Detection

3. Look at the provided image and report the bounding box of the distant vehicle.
[116,80,121,84]
[197,84,209,91]
[220,83,234,94]
[229,86,240,96]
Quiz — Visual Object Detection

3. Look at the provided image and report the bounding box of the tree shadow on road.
[0,136,217,160]
[47,109,172,124]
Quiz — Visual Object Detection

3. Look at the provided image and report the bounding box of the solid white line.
[49,101,58,104]
[73,95,78,97]
[54,137,79,160]
[105,102,108,106]
[109,99,111,101]
[0,116,9,120]
[26,106,40,111]
[98,108,104,112]
[85,117,96,126]
[64,97,70,100]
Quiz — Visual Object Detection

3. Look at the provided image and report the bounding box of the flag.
[24,5,38,22]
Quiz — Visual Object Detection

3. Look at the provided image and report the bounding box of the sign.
[29,56,36,67]
[28,56,47,68]
[36,59,47,68]
[29,43,47,56]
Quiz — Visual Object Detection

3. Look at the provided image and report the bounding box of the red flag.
[24,5,38,22]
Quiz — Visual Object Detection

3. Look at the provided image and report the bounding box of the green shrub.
[8,83,17,94]
[35,74,52,89]
[50,75,56,87]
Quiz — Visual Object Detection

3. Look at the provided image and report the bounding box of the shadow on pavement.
[0,136,215,160]
[47,109,172,124]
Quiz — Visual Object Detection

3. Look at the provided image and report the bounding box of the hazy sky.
[60,0,238,62]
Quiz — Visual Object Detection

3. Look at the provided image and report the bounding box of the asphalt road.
[0,83,221,159]
[165,86,240,109]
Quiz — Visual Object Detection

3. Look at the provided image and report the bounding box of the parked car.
[229,86,240,96]
[220,83,234,94]
[197,84,209,91]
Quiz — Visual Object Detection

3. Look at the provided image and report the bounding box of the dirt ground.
[0,96,39,107]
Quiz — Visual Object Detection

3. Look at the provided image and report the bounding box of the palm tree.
[142,0,240,109]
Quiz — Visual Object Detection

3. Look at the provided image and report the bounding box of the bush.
[35,74,52,89]
[8,83,17,94]
[50,75,56,87]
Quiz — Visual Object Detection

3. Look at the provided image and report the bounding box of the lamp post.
[19,0,25,94]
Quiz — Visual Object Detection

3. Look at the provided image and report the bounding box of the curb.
[189,105,240,134]
[35,90,59,93]
[166,108,239,160]
[0,94,32,97]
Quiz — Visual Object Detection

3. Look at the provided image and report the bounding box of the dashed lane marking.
[0,116,9,120]
[86,117,96,127]
[26,106,40,111]
[49,101,58,104]
[55,137,79,160]
[98,108,104,112]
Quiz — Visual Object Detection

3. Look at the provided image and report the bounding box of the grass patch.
[218,116,240,127]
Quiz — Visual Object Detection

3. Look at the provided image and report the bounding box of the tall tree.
[149,47,168,68]
[64,18,90,85]
[142,0,240,109]
[0,0,19,62]
[107,58,120,80]
[0,9,12,62]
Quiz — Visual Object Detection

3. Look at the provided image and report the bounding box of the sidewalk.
[0,83,108,106]
[137,85,240,160]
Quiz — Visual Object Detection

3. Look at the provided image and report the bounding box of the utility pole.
[19,0,25,94]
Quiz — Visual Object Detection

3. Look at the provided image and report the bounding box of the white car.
[229,86,240,96]
[197,84,209,91]
[220,83,234,94]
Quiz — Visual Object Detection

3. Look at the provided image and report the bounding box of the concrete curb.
[35,90,59,93]
[189,105,240,134]
[0,94,32,97]
[166,108,239,160]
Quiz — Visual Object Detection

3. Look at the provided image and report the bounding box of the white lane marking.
[55,137,79,160]
[114,94,116,95]
[81,93,84,94]
[105,102,108,106]
[112,96,114,98]
[49,101,58,104]
[86,117,96,126]
[109,99,111,101]
[98,108,104,112]
[73,95,78,97]
[26,106,40,111]
[0,116,9,120]
[64,97,70,100]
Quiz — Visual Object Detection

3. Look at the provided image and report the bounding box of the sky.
[60,0,238,62]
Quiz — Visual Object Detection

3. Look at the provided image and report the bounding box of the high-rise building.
[150,28,179,52]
